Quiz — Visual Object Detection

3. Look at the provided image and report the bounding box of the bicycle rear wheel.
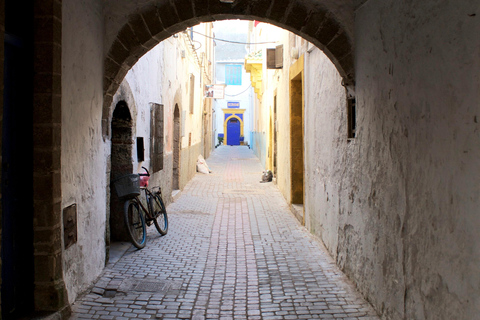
[150,194,168,236]
[124,199,146,249]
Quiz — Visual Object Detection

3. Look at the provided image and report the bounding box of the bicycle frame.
[134,187,162,218]
[122,167,168,249]
[136,167,160,217]
[132,188,151,219]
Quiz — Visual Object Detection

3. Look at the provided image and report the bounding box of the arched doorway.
[108,101,134,254]
[173,104,180,191]
[227,118,241,145]
[101,1,355,124]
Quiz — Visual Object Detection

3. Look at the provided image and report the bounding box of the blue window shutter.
[225,64,242,85]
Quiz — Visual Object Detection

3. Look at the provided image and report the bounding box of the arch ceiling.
[103,0,355,118]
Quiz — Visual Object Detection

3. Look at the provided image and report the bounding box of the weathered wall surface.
[251,131,268,168]
[61,12,212,304]
[354,1,480,318]
[180,142,203,189]
[61,0,106,303]
[303,46,346,257]
[303,1,480,319]
[56,0,479,316]
[124,43,167,191]
[115,25,212,201]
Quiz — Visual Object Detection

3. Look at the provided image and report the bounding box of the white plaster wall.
[352,1,480,318]
[125,44,164,173]
[176,29,209,153]
[61,7,212,303]
[304,46,345,258]
[61,0,106,304]
[303,1,480,319]
[117,26,212,195]
[255,3,480,317]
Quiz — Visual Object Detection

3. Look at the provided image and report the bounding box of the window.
[225,64,242,85]
[347,96,356,139]
[136,137,145,162]
[150,103,164,172]
[267,45,283,69]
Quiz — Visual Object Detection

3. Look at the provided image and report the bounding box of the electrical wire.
[225,85,252,97]
[191,30,278,45]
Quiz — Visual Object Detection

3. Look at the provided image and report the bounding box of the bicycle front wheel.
[150,194,168,236]
[124,199,147,249]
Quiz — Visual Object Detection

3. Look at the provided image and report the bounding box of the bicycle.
[113,167,168,249]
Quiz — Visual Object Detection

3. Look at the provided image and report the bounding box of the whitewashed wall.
[60,1,480,317]
[61,0,106,303]
[61,17,212,303]
[348,1,479,318]
[304,1,480,319]
[303,46,346,256]
[255,3,480,317]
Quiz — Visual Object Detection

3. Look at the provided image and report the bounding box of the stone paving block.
[69,147,379,320]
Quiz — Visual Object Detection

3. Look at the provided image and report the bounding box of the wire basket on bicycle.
[112,174,141,199]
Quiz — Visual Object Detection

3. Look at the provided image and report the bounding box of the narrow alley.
[70,146,378,320]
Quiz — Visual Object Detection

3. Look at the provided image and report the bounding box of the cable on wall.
[191,30,278,45]
[225,85,252,97]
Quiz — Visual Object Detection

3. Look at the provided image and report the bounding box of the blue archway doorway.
[227,118,241,145]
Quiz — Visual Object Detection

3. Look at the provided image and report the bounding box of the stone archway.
[101,0,355,130]
[109,102,134,245]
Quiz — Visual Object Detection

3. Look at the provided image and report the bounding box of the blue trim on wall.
[224,113,243,121]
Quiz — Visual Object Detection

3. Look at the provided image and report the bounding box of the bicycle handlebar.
[139,166,150,177]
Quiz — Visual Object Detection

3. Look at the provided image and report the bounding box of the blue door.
[227,119,241,145]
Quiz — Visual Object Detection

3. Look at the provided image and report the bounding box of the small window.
[225,65,242,85]
[189,74,195,114]
[267,45,283,69]
[136,137,145,162]
[347,97,356,139]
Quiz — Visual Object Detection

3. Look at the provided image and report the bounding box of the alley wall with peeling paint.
[61,9,214,303]
[341,1,480,318]
[18,0,479,317]
[251,2,480,318]
[61,0,107,304]
[304,2,480,319]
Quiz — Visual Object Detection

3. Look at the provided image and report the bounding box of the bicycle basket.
[112,174,140,199]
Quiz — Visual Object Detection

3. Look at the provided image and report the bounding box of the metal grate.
[134,280,171,292]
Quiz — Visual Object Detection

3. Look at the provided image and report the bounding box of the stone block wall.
[33,0,69,314]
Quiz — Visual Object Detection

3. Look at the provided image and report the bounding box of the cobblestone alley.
[70,146,379,320]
